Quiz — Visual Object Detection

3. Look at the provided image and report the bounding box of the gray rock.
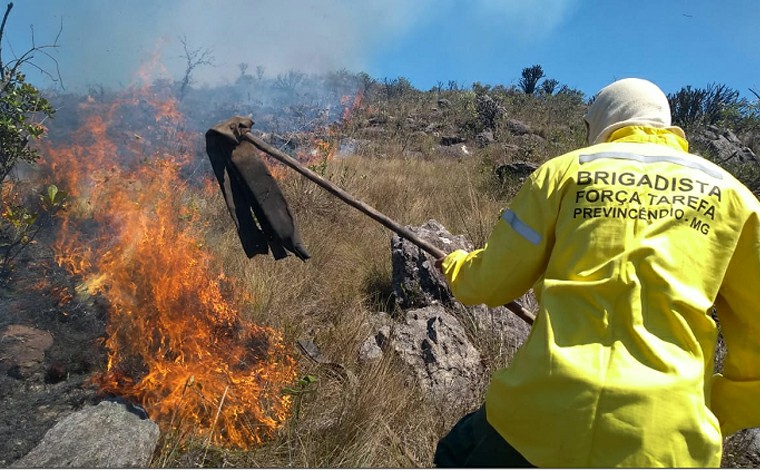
[723,427,760,467]
[495,161,539,181]
[359,323,391,364]
[747,428,760,457]
[358,335,384,363]
[440,135,467,146]
[358,312,393,363]
[475,130,495,148]
[367,114,389,126]
[434,144,472,159]
[391,219,473,309]
[389,219,532,359]
[10,401,160,468]
[505,119,532,136]
[389,305,485,405]
[691,125,758,165]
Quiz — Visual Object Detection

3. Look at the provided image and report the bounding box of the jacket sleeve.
[441,163,563,307]
[711,210,760,436]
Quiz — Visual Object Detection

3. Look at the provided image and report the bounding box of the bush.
[668,83,741,131]
[518,65,545,95]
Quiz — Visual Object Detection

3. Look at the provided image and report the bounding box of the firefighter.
[434,78,760,467]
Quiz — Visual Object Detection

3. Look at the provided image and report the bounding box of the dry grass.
[153,152,512,467]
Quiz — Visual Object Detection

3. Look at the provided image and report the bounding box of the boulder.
[495,161,539,182]
[434,144,472,159]
[391,220,472,309]
[475,130,495,148]
[389,219,532,358]
[10,400,160,468]
[440,135,467,146]
[691,125,758,165]
[723,427,760,467]
[505,119,533,136]
[358,312,392,364]
[387,304,485,406]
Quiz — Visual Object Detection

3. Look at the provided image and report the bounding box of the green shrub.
[668,83,741,131]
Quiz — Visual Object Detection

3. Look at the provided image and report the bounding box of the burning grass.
[36,86,299,449]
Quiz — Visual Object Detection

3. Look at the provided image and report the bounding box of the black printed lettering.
[690,218,710,235]
[709,186,722,201]
[619,172,635,186]
[595,171,610,185]
[679,178,693,192]
[637,174,652,188]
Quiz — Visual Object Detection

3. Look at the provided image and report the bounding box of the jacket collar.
[607,126,689,152]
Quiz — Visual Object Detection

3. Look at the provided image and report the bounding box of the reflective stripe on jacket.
[442,125,760,467]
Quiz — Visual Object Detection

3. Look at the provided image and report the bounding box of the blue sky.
[3,0,759,99]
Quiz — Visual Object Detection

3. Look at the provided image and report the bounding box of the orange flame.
[38,78,297,448]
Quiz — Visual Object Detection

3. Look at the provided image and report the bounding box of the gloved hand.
[434,256,446,273]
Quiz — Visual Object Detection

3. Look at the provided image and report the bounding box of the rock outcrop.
[362,220,532,405]
[691,125,758,166]
[11,400,160,468]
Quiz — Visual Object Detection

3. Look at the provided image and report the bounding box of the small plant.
[1,183,67,277]
[475,92,505,132]
[281,374,318,420]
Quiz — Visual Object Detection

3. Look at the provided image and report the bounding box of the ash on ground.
[0,240,108,466]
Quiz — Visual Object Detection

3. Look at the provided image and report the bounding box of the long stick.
[242,132,535,325]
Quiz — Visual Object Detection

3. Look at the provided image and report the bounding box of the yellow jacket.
[442,126,760,467]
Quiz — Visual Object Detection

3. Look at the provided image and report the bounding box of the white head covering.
[584,78,685,145]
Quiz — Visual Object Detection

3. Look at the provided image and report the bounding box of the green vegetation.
[0,2,59,280]
[668,83,742,131]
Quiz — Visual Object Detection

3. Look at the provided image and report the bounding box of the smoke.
[476,0,581,40]
[6,0,578,91]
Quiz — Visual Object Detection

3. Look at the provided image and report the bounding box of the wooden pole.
[242,132,535,325]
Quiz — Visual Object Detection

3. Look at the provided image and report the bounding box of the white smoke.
[5,0,578,91]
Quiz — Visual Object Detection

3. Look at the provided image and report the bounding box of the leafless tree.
[273,70,305,101]
[1,2,59,185]
[1,2,63,94]
[177,35,213,100]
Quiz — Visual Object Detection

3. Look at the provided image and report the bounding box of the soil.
[0,235,108,466]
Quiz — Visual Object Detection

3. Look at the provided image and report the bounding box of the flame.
[341,93,364,123]
[38,77,297,448]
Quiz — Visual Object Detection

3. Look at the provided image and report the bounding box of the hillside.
[2,70,760,468]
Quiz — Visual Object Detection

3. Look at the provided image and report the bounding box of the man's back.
[488,126,749,466]
[438,78,760,468]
